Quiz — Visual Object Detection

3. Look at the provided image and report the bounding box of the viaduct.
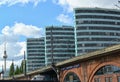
[4,44,120,82]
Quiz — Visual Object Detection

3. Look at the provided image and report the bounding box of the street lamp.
[12,59,15,80]
[21,51,27,80]
[23,51,26,77]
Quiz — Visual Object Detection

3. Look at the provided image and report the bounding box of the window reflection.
[94,78,100,82]
[95,65,120,75]
[64,72,80,82]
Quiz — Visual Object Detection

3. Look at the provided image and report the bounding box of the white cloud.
[57,14,73,24]
[13,22,43,38]
[53,0,119,12]
[6,42,26,59]
[0,22,44,71]
[0,60,11,70]
[55,0,119,24]
[2,22,44,38]
[1,26,11,35]
[0,59,23,71]
[0,0,46,6]
[16,42,26,57]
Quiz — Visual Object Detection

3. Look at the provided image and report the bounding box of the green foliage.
[20,60,24,73]
[9,62,14,77]
[9,60,26,76]
[15,66,20,75]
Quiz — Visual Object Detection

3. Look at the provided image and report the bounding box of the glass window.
[117,76,120,82]
[94,78,100,82]
[64,72,81,82]
[95,65,120,75]
[75,9,120,15]
[105,77,112,82]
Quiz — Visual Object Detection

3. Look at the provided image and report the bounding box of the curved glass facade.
[74,8,120,56]
[27,38,45,72]
[64,72,80,82]
[45,26,75,65]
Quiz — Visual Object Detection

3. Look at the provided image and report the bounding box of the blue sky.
[0,0,119,70]
[0,1,69,30]
[0,0,75,30]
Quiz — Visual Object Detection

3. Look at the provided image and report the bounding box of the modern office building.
[27,37,45,72]
[74,7,120,56]
[45,26,75,65]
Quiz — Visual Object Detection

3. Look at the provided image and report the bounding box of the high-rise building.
[45,26,75,65]
[74,8,120,56]
[27,37,45,72]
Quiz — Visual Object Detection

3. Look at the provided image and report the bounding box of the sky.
[0,0,119,71]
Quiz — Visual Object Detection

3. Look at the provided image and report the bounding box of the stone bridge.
[4,44,120,82]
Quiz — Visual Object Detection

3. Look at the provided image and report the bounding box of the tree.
[9,62,14,77]
[9,59,26,76]
[15,65,20,75]
[20,60,24,74]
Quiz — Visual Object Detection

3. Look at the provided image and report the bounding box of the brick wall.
[60,52,120,82]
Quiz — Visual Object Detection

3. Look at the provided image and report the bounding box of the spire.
[3,36,7,72]
[3,41,7,59]
[3,36,7,58]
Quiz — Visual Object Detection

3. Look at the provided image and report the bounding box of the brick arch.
[62,69,82,82]
[88,61,120,82]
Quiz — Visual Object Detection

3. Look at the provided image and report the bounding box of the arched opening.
[93,65,120,82]
[64,72,81,82]
[95,65,120,75]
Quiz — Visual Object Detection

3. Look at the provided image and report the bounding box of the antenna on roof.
[115,0,120,9]
[115,4,120,9]
[118,0,120,3]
